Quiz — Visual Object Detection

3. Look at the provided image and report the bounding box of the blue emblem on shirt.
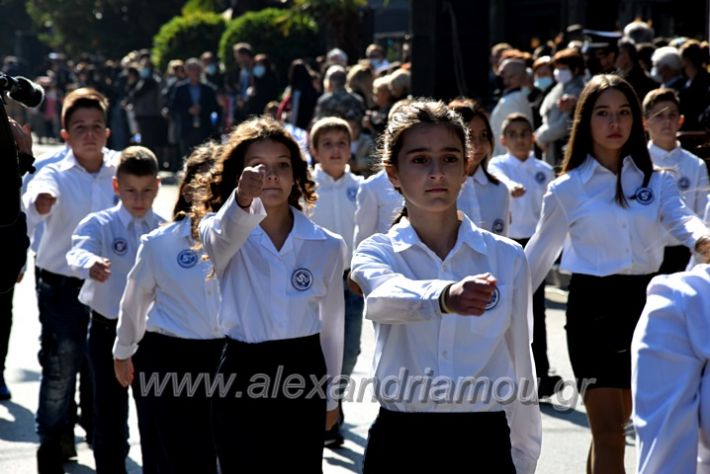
[678,176,690,191]
[485,287,501,311]
[492,218,505,234]
[346,186,358,202]
[177,249,198,269]
[112,238,128,256]
[634,187,654,205]
[291,268,313,291]
[534,171,546,184]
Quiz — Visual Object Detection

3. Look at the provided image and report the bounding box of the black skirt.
[363,408,515,473]
[565,273,653,392]
[211,333,327,473]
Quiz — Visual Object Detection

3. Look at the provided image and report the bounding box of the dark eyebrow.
[404,146,462,155]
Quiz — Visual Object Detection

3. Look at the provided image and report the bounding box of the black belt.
[37,268,83,289]
[91,310,118,326]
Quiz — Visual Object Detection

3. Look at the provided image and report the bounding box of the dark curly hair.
[191,116,316,239]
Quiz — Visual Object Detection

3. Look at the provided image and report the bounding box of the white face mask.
[554,68,573,85]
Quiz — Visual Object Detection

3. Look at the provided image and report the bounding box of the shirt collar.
[177,217,192,239]
[115,202,133,229]
[254,207,327,242]
[57,148,115,173]
[505,152,535,167]
[389,214,488,256]
[648,141,681,162]
[314,164,351,183]
[577,154,641,183]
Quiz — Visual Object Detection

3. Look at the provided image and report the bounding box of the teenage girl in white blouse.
[525,74,710,473]
[351,99,541,474]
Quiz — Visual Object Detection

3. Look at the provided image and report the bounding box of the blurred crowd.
[2,18,709,176]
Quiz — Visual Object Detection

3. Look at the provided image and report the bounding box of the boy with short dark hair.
[23,87,119,472]
[489,112,559,398]
[308,116,363,447]
[67,146,164,472]
[643,88,709,273]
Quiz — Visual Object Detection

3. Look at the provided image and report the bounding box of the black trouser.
[88,311,128,474]
[0,286,13,376]
[658,245,691,275]
[212,334,327,473]
[131,332,223,474]
[363,408,515,473]
[515,237,550,377]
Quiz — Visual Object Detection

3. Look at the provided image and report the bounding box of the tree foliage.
[152,12,226,72]
[219,7,320,83]
[26,0,185,59]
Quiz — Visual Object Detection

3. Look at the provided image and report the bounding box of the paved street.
[0,144,636,472]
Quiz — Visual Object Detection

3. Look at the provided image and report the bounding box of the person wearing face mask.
[124,58,166,160]
[529,56,556,133]
[200,51,225,94]
[243,54,280,119]
[366,43,390,74]
[490,56,534,156]
[534,48,586,167]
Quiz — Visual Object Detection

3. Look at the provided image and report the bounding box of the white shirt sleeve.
[632,276,705,474]
[694,161,709,217]
[67,215,104,280]
[525,187,568,290]
[318,239,346,411]
[351,236,452,324]
[658,172,710,249]
[353,184,378,249]
[503,250,542,474]
[198,192,266,276]
[113,237,157,360]
[22,167,61,223]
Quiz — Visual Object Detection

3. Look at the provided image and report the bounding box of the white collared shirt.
[22,149,118,276]
[67,203,164,319]
[525,155,710,289]
[632,264,710,474]
[457,166,511,236]
[113,218,223,359]
[350,215,541,474]
[648,142,710,246]
[308,164,363,267]
[489,153,555,239]
[353,169,404,248]
[199,192,345,410]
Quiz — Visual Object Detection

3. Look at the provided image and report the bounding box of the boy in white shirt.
[308,117,363,447]
[643,88,710,273]
[22,88,117,471]
[67,146,163,473]
[489,113,559,398]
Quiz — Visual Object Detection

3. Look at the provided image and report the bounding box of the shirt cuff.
[112,341,138,360]
[219,191,267,227]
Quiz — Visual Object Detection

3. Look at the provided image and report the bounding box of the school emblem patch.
[492,218,505,234]
[634,187,654,205]
[678,176,690,191]
[534,171,546,184]
[346,186,358,202]
[177,249,198,269]
[112,238,128,256]
[485,287,501,311]
[291,268,313,291]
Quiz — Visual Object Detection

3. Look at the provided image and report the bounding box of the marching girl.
[113,142,223,473]
[448,98,511,236]
[524,74,710,473]
[194,117,345,472]
[350,99,541,473]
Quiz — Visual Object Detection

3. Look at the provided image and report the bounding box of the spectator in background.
[277,59,319,131]
[346,62,375,110]
[232,42,255,124]
[529,57,555,131]
[616,39,659,102]
[490,57,534,156]
[623,19,655,45]
[168,58,221,161]
[201,51,224,92]
[637,43,656,72]
[651,46,685,92]
[314,65,365,124]
[535,48,586,167]
[363,74,394,136]
[243,54,279,119]
[365,43,390,75]
[679,40,710,131]
[326,48,348,69]
[125,57,165,157]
